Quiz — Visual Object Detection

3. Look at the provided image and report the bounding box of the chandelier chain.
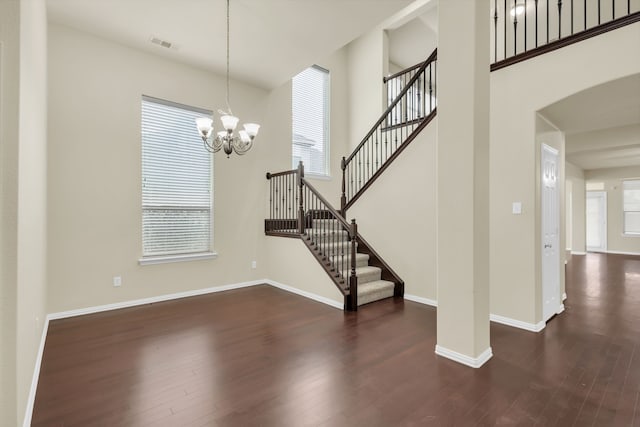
[226,0,231,115]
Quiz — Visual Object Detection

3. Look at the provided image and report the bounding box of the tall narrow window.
[623,180,640,235]
[141,96,213,259]
[292,65,330,176]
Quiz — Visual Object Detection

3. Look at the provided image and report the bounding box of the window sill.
[305,174,331,181]
[139,252,218,266]
[622,233,640,237]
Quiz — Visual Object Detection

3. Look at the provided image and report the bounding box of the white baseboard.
[557,304,565,314]
[435,345,492,368]
[404,294,438,307]
[563,292,567,301]
[571,251,587,255]
[489,313,546,332]
[606,250,640,256]
[23,316,50,427]
[265,279,343,310]
[47,280,266,320]
[401,297,547,333]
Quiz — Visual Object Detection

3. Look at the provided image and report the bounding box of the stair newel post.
[297,161,305,235]
[347,219,358,311]
[340,156,347,216]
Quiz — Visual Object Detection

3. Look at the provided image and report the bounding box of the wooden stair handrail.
[301,178,353,232]
[344,48,437,166]
[343,108,437,213]
[383,60,426,84]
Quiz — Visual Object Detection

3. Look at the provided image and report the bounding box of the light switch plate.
[512,202,522,214]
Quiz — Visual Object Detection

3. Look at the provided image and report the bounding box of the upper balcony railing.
[492,0,640,70]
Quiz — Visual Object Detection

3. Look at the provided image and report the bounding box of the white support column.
[435,0,492,368]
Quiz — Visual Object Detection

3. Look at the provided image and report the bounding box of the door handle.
[544,244,552,249]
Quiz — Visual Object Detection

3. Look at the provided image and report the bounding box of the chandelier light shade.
[195,0,260,157]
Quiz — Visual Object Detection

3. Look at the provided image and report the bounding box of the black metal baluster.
[571,0,574,34]
[422,66,427,116]
[558,0,562,39]
[612,0,615,19]
[429,65,433,112]
[269,177,272,228]
[278,176,282,232]
[434,61,437,106]
[321,198,324,254]
[375,127,379,172]
[513,5,518,56]
[504,0,508,59]
[598,0,601,24]
[628,0,631,15]
[546,0,549,43]
[584,0,587,29]
[524,0,528,51]
[350,162,353,201]
[494,0,498,62]
[535,0,539,47]
[365,139,368,183]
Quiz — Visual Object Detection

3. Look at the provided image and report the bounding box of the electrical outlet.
[113,276,122,287]
[251,261,257,269]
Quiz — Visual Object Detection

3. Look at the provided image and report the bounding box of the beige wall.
[265,237,344,306]
[490,21,640,325]
[17,0,49,423]
[347,26,387,151]
[1,1,20,425]
[566,161,586,254]
[47,24,270,313]
[349,121,437,301]
[586,166,640,254]
[1,0,49,425]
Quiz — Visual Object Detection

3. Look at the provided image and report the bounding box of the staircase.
[265,49,437,311]
[263,5,640,311]
[305,217,396,306]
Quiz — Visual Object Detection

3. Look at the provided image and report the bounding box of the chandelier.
[195,0,260,157]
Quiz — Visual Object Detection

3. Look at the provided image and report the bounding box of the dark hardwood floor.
[32,253,640,426]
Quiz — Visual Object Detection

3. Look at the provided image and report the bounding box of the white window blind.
[623,180,640,235]
[292,65,330,176]
[141,95,212,257]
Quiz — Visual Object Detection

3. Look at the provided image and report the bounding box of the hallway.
[32,253,640,426]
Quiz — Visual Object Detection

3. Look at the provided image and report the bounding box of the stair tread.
[342,265,381,277]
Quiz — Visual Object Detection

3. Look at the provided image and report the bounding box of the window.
[623,180,640,235]
[141,96,213,260]
[292,65,330,176]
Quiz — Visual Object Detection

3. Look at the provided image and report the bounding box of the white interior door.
[541,144,560,322]
[586,191,607,252]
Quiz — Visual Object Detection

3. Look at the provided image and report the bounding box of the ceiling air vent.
[149,36,174,49]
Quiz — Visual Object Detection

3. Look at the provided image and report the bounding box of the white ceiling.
[566,124,640,170]
[541,74,640,170]
[47,0,414,90]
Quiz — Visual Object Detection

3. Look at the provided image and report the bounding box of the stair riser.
[309,241,357,255]
[329,257,369,269]
[343,269,381,285]
[358,287,395,306]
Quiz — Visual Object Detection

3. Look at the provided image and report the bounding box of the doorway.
[586,191,607,252]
